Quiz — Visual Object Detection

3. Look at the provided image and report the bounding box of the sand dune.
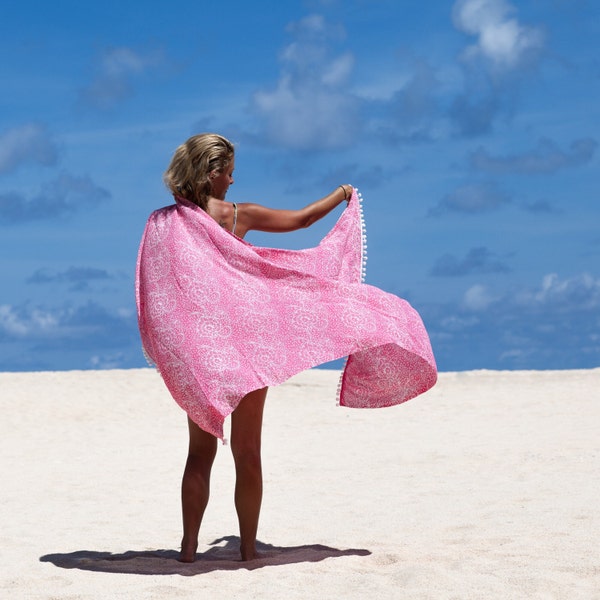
[1,367,599,599]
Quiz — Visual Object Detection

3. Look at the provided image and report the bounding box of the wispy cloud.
[251,14,360,150]
[27,266,114,291]
[522,199,562,215]
[470,137,598,174]
[314,162,408,191]
[430,246,511,277]
[372,57,443,144]
[79,46,166,110]
[447,93,501,137]
[0,123,59,173]
[428,181,510,216]
[0,173,110,224]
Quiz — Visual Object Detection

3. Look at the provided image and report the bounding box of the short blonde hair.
[163,133,234,210]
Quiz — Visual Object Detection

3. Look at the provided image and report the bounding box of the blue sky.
[1,0,598,372]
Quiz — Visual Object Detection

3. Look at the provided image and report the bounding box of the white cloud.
[0,301,134,343]
[452,0,544,70]
[100,47,147,78]
[0,123,58,173]
[425,272,600,370]
[0,305,59,337]
[252,15,359,150]
[322,53,355,86]
[253,78,359,150]
[440,315,480,331]
[463,284,496,310]
[457,273,600,315]
[516,273,600,310]
[89,352,129,369]
[0,301,142,370]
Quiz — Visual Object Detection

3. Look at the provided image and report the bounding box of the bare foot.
[178,539,198,563]
[240,544,264,561]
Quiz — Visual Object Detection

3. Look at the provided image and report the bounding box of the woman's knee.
[230,437,262,473]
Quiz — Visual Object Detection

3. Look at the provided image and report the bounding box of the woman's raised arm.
[234,184,353,237]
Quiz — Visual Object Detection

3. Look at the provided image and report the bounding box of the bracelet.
[338,185,349,201]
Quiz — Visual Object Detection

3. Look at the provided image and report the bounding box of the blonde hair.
[163,133,235,210]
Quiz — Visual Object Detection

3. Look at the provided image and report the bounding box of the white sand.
[1,367,599,599]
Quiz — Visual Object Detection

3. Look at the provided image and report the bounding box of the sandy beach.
[1,367,598,599]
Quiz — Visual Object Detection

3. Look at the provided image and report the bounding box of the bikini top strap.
[232,202,238,235]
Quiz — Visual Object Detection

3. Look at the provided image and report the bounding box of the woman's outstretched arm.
[234,184,353,237]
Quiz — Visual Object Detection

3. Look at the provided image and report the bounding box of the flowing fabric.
[136,190,437,439]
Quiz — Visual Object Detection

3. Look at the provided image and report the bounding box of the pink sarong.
[136,190,437,439]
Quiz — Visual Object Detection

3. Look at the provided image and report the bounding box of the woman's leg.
[179,416,218,562]
[230,387,267,561]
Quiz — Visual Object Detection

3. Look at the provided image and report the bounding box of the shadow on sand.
[40,535,371,575]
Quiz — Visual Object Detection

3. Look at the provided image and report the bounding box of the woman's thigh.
[230,387,268,453]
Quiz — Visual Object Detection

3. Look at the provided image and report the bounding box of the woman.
[136,133,436,562]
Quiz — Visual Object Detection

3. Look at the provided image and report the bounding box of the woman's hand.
[338,184,353,201]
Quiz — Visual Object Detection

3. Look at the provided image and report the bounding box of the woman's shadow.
[40,536,371,575]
